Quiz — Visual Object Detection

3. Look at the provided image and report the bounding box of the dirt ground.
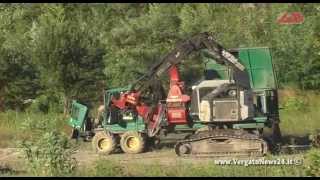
[0,146,216,175]
[0,133,309,175]
[0,144,307,176]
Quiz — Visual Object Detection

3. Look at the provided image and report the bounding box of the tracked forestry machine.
[67,32,282,157]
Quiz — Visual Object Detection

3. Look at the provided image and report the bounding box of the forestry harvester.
[67,32,282,157]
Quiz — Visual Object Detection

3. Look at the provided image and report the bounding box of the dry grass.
[279,89,320,135]
[0,127,17,148]
[0,111,68,148]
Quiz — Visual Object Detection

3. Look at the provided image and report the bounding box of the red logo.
[277,12,304,25]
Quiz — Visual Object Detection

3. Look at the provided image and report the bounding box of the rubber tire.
[120,131,145,154]
[92,131,116,155]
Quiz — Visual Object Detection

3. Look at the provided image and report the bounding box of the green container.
[204,47,277,90]
[238,47,277,90]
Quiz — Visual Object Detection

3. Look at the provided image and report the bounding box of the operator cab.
[190,79,254,123]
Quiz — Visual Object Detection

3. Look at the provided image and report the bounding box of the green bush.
[26,94,63,114]
[19,131,77,176]
[17,113,77,176]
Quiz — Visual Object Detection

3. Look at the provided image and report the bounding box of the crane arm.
[132,32,245,91]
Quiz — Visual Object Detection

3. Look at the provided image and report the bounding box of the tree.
[31,4,106,114]
[0,4,41,111]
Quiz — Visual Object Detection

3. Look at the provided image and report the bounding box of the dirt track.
[0,146,213,171]
[0,147,209,176]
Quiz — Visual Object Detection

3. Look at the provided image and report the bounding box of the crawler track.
[174,129,268,158]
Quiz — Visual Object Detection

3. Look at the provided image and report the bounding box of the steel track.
[174,129,268,158]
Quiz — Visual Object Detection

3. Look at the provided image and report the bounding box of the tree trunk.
[0,96,4,112]
[63,96,70,117]
[0,86,5,112]
[272,121,282,144]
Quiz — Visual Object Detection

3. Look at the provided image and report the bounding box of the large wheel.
[120,131,145,154]
[92,131,116,155]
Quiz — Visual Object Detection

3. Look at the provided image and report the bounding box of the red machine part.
[110,65,190,128]
[111,92,138,108]
[111,91,150,121]
[166,65,190,125]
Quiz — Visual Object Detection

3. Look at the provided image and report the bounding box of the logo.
[277,12,304,25]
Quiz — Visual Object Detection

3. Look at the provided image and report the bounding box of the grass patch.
[0,127,17,148]
[279,89,320,135]
[77,157,306,177]
[0,111,71,148]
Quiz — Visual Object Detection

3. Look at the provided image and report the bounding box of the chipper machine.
[67,32,282,157]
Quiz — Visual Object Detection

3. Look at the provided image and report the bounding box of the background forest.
[0,3,319,113]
